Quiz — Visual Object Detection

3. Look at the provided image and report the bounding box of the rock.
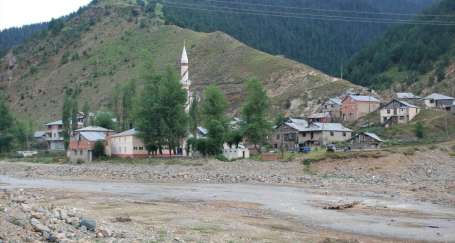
[30,218,50,233]
[80,218,96,231]
[7,208,28,227]
[98,228,112,237]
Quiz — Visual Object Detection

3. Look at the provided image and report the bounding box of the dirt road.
[1,175,454,242]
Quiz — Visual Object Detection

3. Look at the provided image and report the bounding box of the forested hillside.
[163,0,435,75]
[0,23,48,57]
[346,0,455,95]
[0,0,358,123]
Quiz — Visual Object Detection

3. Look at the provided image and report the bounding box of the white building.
[380,99,420,127]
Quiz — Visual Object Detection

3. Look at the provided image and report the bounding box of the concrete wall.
[341,97,380,121]
[110,135,148,158]
[223,147,250,160]
[67,149,92,163]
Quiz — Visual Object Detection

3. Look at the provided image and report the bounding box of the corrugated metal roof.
[363,132,384,142]
[197,126,208,135]
[396,92,420,99]
[45,120,63,126]
[424,93,454,100]
[33,131,47,138]
[302,123,352,132]
[396,100,418,108]
[328,97,342,105]
[80,132,106,142]
[76,126,113,132]
[309,112,330,119]
[348,95,381,103]
[111,128,137,137]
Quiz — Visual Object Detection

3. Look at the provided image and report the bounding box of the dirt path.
[1,175,454,242]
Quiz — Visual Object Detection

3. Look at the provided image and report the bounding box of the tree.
[159,68,188,155]
[415,122,425,139]
[82,101,90,126]
[226,129,243,148]
[135,75,163,155]
[112,80,136,130]
[13,119,34,150]
[241,79,272,153]
[188,96,199,137]
[71,99,79,131]
[62,93,72,149]
[94,111,116,130]
[0,94,14,153]
[201,85,229,155]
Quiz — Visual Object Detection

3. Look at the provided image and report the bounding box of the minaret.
[180,43,191,112]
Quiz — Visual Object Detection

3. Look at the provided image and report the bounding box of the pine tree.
[71,99,79,131]
[82,101,90,126]
[241,79,272,153]
[188,96,199,137]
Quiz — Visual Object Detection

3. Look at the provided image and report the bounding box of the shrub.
[414,122,425,139]
[215,154,229,162]
[449,152,455,157]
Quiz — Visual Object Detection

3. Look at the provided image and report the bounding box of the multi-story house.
[271,118,352,151]
[380,99,420,127]
[45,120,65,151]
[341,95,381,122]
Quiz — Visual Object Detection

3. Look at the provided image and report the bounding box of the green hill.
[346,0,455,96]
[0,0,358,123]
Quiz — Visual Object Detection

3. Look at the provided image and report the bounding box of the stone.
[98,228,112,237]
[7,208,28,227]
[30,218,50,233]
[80,218,96,231]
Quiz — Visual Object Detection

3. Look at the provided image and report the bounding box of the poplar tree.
[241,79,272,153]
[201,85,229,155]
[62,93,72,149]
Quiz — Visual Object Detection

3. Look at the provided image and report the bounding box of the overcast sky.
[0,0,92,30]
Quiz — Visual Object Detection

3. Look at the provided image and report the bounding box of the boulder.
[30,218,50,233]
[80,218,96,231]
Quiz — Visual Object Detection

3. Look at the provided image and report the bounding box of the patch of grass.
[449,152,455,157]
[191,225,222,234]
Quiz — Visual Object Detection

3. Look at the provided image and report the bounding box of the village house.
[341,95,381,122]
[106,128,148,159]
[349,132,384,150]
[271,118,352,151]
[380,99,420,127]
[44,120,65,151]
[67,126,114,162]
[424,93,455,110]
[321,97,342,119]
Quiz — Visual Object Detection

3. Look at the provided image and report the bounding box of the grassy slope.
[0,0,359,124]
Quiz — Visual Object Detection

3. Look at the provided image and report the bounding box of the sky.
[0,0,92,30]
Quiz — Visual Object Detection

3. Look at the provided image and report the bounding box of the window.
[133,146,137,150]
[302,132,306,137]
[387,109,391,114]
[399,116,405,120]
[342,132,346,137]
[276,134,280,140]
[330,131,334,136]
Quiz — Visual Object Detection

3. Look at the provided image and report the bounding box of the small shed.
[349,132,384,149]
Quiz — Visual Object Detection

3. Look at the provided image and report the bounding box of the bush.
[415,122,425,139]
[403,149,415,156]
[215,154,229,162]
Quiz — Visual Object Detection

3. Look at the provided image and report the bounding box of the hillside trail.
[1,175,454,242]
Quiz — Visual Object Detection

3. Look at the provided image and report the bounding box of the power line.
[188,0,455,18]
[159,2,455,26]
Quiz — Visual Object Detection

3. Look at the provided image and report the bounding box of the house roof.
[302,123,352,132]
[362,132,384,142]
[346,95,381,103]
[80,132,107,142]
[396,92,420,99]
[308,112,330,119]
[75,126,114,132]
[111,128,138,138]
[45,120,63,126]
[197,126,208,135]
[327,97,342,105]
[33,131,47,138]
[284,118,309,131]
[382,99,418,109]
[424,93,454,100]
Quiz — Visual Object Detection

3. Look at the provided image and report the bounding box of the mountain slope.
[163,0,436,75]
[346,0,455,95]
[0,0,359,123]
[0,23,48,57]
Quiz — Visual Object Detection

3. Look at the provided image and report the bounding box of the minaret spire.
[180,41,191,113]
